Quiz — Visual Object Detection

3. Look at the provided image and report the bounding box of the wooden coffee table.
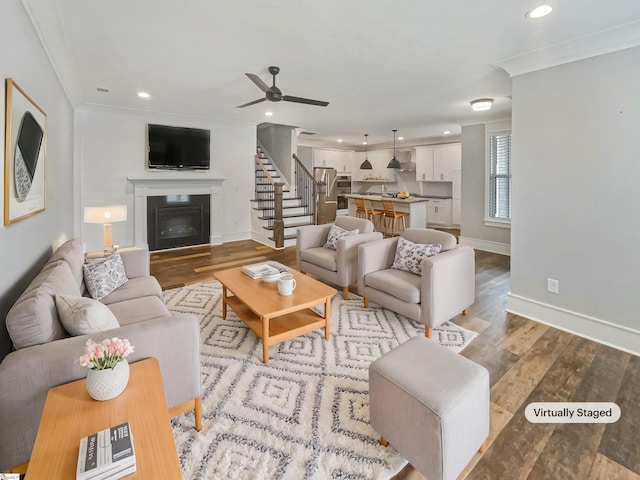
[216,265,336,363]
[25,358,181,479]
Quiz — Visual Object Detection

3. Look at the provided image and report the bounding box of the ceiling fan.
[237,66,329,108]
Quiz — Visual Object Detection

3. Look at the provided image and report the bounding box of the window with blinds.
[489,133,512,220]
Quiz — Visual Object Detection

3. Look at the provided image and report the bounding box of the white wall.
[459,124,511,254]
[76,107,256,251]
[507,46,640,354]
[0,0,75,358]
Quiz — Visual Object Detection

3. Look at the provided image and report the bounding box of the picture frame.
[4,78,47,225]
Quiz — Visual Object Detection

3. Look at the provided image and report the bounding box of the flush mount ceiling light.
[526,4,553,18]
[471,98,494,112]
[387,129,401,169]
[137,91,150,99]
[359,134,373,170]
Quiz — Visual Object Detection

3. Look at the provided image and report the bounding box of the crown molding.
[493,21,640,77]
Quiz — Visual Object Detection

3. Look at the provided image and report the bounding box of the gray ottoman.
[369,336,489,480]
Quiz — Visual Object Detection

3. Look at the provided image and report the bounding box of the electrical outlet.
[547,278,559,294]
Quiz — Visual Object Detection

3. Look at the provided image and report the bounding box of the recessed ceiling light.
[338,139,343,142]
[137,91,150,99]
[362,141,368,145]
[444,130,451,135]
[471,98,494,112]
[265,111,273,116]
[526,4,553,18]
[398,136,404,141]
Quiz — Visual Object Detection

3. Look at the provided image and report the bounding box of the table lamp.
[84,205,128,252]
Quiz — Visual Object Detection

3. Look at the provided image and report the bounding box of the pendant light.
[387,129,401,169]
[359,134,373,169]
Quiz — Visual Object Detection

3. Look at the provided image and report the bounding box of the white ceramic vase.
[86,359,130,401]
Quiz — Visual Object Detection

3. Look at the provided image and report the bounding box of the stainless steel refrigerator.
[313,167,337,224]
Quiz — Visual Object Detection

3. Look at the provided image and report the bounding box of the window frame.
[484,126,512,228]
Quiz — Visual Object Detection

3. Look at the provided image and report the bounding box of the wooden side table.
[25,358,182,479]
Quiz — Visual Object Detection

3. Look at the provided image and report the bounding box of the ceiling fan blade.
[236,98,266,108]
[283,95,329,107]
[245,73,269,93]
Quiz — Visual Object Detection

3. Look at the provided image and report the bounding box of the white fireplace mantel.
[128,175,225,248]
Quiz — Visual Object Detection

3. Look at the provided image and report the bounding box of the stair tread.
[263,221,313,231]
[269,234,298,241]
[258,213,313,220]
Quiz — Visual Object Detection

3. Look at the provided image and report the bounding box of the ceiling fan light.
[471,98,493,112]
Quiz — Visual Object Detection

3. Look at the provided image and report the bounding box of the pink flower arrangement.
[78,337,134,370]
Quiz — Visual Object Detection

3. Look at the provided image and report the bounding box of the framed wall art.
[4,78,47,225]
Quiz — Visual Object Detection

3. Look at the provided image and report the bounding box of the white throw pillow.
[83,252,128,300]
[324,224,359,251]
[55,294,120,336]
[391,237,442,275]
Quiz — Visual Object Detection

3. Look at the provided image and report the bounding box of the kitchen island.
[346,194,429,231]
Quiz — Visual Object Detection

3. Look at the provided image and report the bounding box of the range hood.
[398,162,416,172]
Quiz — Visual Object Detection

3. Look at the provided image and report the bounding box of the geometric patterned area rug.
[163,281,478,480]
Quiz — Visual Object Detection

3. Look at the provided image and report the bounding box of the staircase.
[251,144,314,249]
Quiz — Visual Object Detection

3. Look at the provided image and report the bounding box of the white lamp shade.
[84,205,128,224]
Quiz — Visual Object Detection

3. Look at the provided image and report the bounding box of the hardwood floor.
[150,241,640,480]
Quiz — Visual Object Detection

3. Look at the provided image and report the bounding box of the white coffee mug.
[277,274,296,296]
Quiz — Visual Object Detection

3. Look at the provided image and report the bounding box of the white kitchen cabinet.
[427,198,452,226]
[414,146,434,181]
[452,169,461,226]
[314,149,354,172]
[414,143,461,182]
[433,143,461,181]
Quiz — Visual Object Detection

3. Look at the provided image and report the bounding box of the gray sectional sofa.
[0,238,201,471]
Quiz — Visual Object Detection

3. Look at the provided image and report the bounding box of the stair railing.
[293,153,327,225]
[255,154,285,248]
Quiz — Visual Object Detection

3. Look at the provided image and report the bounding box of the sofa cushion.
[48,238,85,289]
[301,247,337,272]
[83,253,128,301]
[365,268,422,304]
[55,294,120,336]
[324,224,359,251]
[391,237,441,275]
[6,261,80,349]
[106,296,171,326]
[99,276,163,305]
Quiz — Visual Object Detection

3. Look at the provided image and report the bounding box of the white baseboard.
[222,231,252,243]
[506,293,640,356]
[458,236,510,255]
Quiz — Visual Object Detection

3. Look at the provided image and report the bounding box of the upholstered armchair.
[357,228,475,338]
[297,216,383,299]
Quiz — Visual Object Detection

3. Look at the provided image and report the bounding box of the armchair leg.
[462,308,469,315]
[364,298,369,308]
[342,286,349,300]
[425,326,433,338]
[380,436,389,447]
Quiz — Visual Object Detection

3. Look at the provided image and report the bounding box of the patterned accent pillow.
[324,224,359,251]
[391,236,442,275]
[83,253,128,300]
[55,294,120,336]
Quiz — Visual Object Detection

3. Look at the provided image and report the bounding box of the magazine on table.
[241,262,282,279]
[76,422,136,480]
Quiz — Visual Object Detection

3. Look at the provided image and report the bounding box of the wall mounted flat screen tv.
[147,124,210,170]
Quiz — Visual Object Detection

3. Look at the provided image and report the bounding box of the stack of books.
[76,422,136,480]
[242,262,281,279]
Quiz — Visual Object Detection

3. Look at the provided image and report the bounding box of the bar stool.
[381,199,408,236]
[354,197,368,219]
[364,199,384,231]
